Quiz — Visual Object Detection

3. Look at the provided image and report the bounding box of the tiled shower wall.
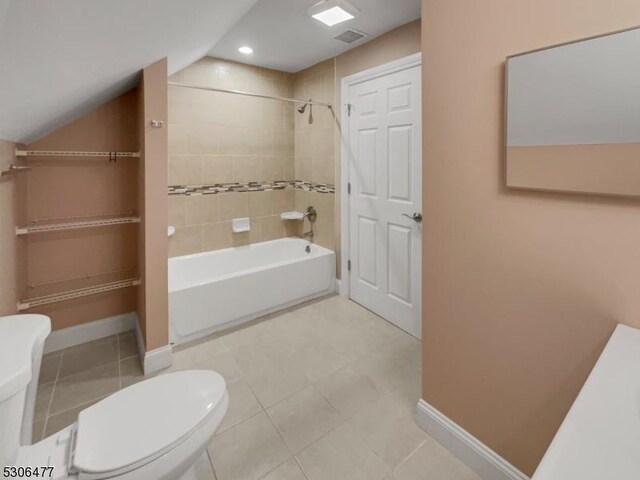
[293,59,336,250]
[167,57,336,257]
[167,58,296,256]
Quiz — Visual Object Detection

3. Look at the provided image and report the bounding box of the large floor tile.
[118,331,139,360]
[119,356,146,388]
[218,378,263,434]
[208,412,290,480]
[230,338,309,408]
[192,451,216,480]
[267,385,343,454]
[313,363,389,420]
[44,397,105,437]
[260,458,307,480]
[58,336,118,379]
[296,423,391,480]
[34,382,54,422]
[49,362,119,414]
[219,319,276,350]
[38,353,61,385]
[172,336,228,370]
[32,421,45,443]
[393,438,481,480]
[191,352,242,383]
[348,393,427,469]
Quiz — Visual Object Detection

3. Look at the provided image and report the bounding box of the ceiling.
[209,0,421,73]
[0,0,257,143]
[0,0,420,144]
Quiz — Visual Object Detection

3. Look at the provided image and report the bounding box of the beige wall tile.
[169,155,202,185]
[202,156,233,184]
[188,124,219,155]
[296,156,312,180]
[203,222,233,251]
[284,156,295,181]
[248,191,274,217]
[219,127,249,155]
[169,225,203,257]
[232,156,261,183]
[185,194,219,226]
[273,130,294,157]
[312,155,335,185]
[260,156,285,181]
[311,192,335,223]
[261,216,286,241]
[313,220,335,250]
[168,195,186,227]
[272,189,295,215]
[219,192,249,221]
[247,129,272,155]
[168,123,189,154]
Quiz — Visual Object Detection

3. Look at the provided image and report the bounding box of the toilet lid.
[73,370,226,476]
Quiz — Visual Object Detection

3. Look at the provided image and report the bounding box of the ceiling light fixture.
[308,0,360,27]
[238,46,253,54]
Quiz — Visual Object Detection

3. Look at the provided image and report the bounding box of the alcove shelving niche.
[16,88,142,330]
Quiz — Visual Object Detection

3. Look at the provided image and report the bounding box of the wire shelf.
[15,149,140,158]
[18,278,141,311]
[16,216,140,235]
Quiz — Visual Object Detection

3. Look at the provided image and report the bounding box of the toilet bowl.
[0,315,229,480]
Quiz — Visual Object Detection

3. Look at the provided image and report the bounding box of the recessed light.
[308,0,359,27]
[238,46,253,55]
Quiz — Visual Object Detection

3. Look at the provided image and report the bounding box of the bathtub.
[169,237,336,345]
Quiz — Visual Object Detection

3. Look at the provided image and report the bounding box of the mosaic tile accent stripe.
[168,180,335,196]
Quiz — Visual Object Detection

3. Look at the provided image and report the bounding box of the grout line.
[204,449,218,480]
[392,438,428,476]
[41,349,64,438]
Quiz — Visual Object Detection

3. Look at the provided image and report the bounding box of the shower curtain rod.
[168,81,333,109]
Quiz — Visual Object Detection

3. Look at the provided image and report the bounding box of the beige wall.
[335,19,421,80]
[421,0,640,474]
[24,91,139,330]
[293,59,336,249]
[0,140,21,315]
[167,58,296,256]
[138,58,169,351]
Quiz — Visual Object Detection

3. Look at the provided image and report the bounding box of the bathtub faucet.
[301,230,314,241]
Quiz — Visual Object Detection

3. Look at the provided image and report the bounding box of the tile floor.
[34,295,480,480]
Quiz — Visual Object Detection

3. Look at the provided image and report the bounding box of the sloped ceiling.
[0,0,258,143]
[209,0,421,73]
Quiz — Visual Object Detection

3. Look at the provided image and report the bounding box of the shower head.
[297,103,307,114]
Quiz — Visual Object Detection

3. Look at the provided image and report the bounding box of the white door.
[347,63,422,338]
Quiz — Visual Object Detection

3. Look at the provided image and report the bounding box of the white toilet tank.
[0,314,50,467]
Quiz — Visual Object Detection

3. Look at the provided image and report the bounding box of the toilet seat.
[71,370,226,479]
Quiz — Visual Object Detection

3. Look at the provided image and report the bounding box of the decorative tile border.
[168,180,335,196]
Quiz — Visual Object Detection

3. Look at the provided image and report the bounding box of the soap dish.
[280,211,304,221]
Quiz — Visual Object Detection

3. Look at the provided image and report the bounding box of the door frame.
[339,52,422,298]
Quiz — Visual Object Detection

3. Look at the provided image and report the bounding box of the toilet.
[0,314,229,480]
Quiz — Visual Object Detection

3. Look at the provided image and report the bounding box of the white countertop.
[533,324,640,480]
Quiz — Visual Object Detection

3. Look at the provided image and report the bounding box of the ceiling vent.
[334,29,367,44]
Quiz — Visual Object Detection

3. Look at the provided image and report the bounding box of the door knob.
[402,212,423,223]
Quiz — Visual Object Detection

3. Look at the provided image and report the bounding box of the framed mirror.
[505,27,640,197]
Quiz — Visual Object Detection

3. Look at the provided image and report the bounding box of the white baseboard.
[44,312,136,354]
[134,316,173,376]
[416,399,529,480]
[143,344,173,375]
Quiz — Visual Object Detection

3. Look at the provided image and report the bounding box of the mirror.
[505,27,640,197]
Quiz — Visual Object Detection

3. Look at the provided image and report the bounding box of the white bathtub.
[169,237,336,345]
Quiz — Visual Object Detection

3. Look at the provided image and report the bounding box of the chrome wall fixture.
[1,164,30,177]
